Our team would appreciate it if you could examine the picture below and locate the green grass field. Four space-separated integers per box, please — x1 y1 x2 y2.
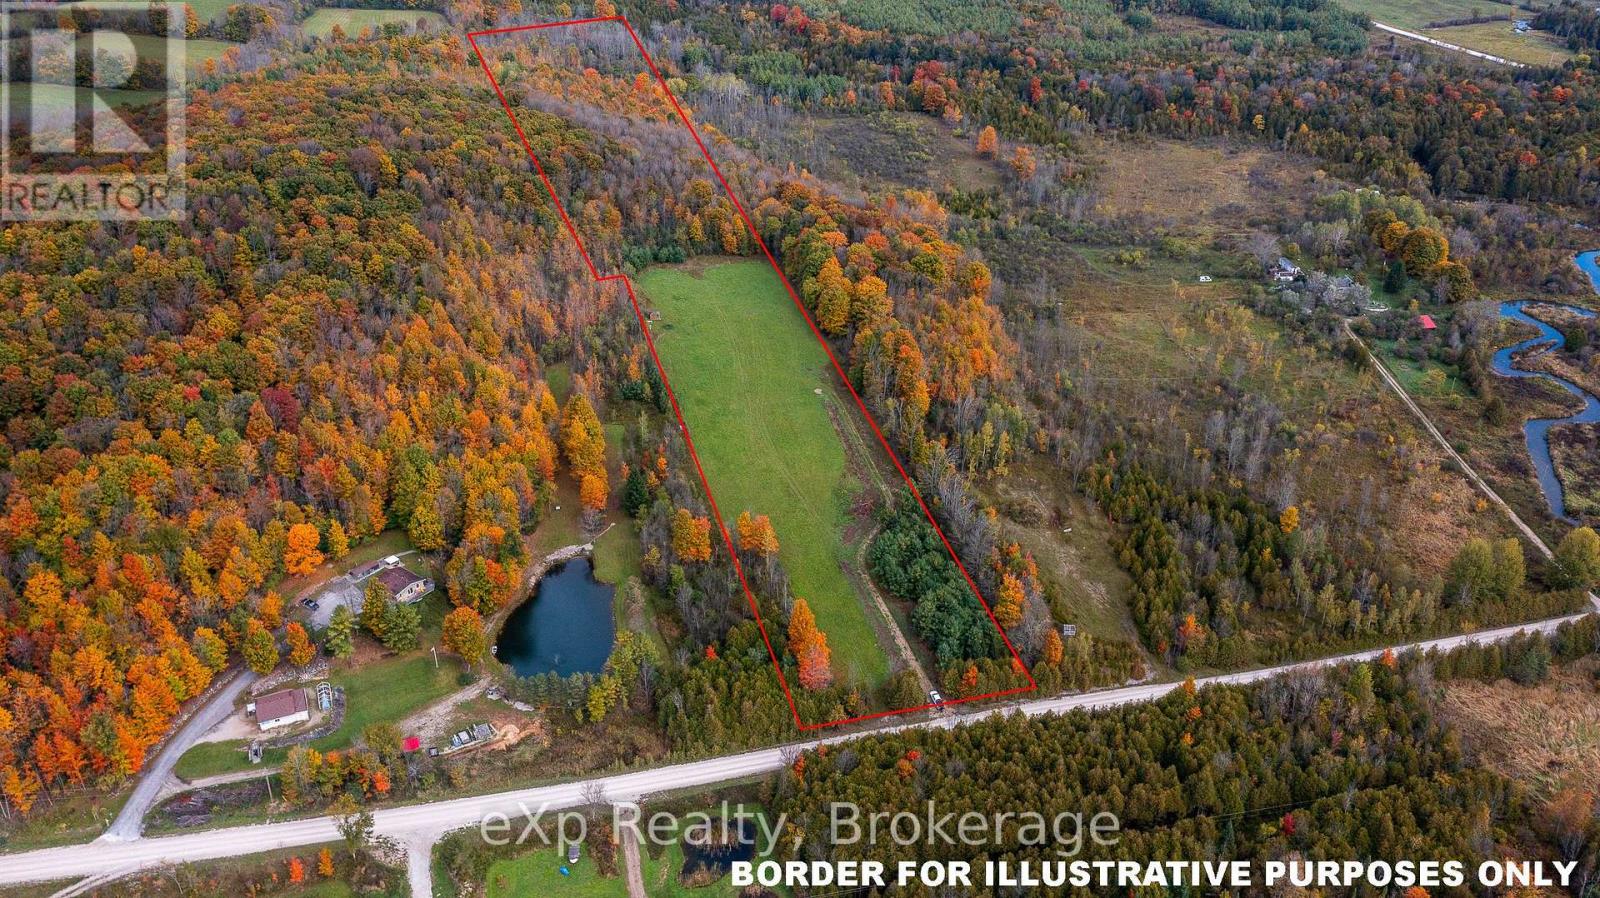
1427 21 1574 65
303 8 446 38
1335 0 1524 31
1335 0 1572 66
482 825 777 898
127 32 239 66
4 82 165 116
62 0 235 25
636 258 889 687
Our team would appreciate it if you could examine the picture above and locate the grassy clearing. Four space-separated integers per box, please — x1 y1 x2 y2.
984 462 1139 646
1334 0 1571 66
483 848 621 898
1373 339 1470 399
637 258 889 687
64 0 235 24
1427 21 1574 65
1092 137 1323 240
477 814 780 898
1441 658 1600 795
1334 0 1524 31
302 8 446 38
0 785 129 852
122 33 238 65
4 83 164 117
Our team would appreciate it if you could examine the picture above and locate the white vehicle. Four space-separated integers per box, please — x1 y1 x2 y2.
1198 275 1213 283
928 690 944 705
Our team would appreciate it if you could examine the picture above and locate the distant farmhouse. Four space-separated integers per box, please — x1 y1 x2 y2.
1270 257 1302 282
376 564 433 604
249 688 309 732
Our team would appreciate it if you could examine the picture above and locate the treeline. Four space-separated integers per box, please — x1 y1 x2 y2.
639 0 1600 207
1534 0 1600 52
1083 453 1589 668
765 621 1600 894
1129 0 1368 52
0 31 625 813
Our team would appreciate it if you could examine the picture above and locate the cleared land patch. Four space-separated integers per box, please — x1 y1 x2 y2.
1441 660 1600 794
303 8 446 38
1336 0 1572 66
636 258 891 687
1092 137 1322 237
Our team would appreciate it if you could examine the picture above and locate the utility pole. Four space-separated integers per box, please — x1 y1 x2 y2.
431 646 438 670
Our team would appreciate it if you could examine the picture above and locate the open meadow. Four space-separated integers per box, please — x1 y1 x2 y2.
637 258 892 687
1336 0 1572 66
302 8 446 38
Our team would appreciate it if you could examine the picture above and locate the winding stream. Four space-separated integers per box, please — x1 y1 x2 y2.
1491 252 1600 522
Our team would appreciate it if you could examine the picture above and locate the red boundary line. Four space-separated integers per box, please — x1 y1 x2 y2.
466 15 1036 731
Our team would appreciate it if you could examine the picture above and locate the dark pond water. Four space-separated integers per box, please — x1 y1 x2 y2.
681 819 757 883
494 557 614 677
1491 251 1600 523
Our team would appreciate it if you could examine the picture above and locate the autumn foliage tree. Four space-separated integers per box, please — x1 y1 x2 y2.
976 125 998 158
671 507 713 563
286 622 315 668
284 523 325 576
787 598 833 690
561 394 609 527
442 606 489 666
736 511 780 557
242 619 279 675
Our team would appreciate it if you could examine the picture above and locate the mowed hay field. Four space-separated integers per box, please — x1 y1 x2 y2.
303 8 446 38
637 258 890 687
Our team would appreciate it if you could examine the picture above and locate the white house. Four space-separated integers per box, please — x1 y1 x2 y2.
249 688 310 732
1270 257 1302 282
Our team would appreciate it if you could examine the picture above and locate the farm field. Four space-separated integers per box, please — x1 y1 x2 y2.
636 258 891 688
3 83 164 115
63 0 234 24
127 33 239 66
1336 0 1523 31
1427 21 1574 65
1336 0 1571 66
302 8 446 38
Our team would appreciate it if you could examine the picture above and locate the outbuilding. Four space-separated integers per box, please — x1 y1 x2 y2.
249 688 310 732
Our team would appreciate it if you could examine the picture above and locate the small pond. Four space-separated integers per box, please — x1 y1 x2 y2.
494 557 615 677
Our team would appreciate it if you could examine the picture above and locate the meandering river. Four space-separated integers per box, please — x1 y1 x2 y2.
1491 252 1600 522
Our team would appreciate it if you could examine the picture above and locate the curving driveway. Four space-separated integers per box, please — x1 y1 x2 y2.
101 668 259 842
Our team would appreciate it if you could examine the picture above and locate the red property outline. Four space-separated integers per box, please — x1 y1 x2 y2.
467 15 1036 730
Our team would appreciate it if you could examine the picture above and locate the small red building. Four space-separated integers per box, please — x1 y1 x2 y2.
1416 314 1437 330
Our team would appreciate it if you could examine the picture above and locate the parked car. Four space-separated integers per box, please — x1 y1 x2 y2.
928 690 945 705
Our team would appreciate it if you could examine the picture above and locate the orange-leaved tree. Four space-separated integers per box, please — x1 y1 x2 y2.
284 523 324 576
671 507 712 563
736 511 780 557
441 606 488 666
285 622 315 668
787 598 833 690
